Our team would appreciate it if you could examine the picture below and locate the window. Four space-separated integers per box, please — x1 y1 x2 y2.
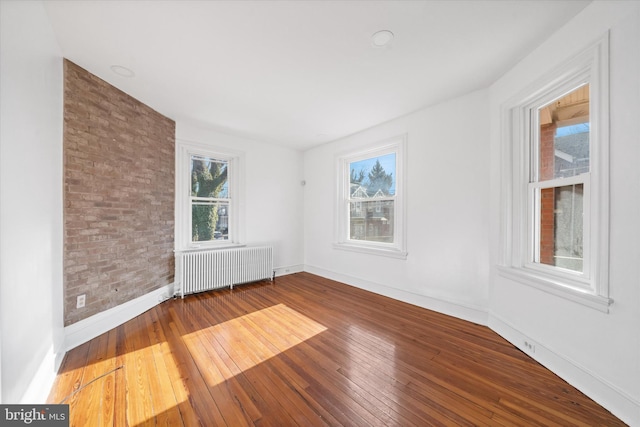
499 35 611 311
190 154 229 243
532 85 590 274
335 135 407 258
177 143 243 250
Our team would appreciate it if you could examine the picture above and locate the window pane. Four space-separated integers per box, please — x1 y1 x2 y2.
538 85 590 180
349 153 396 197
349 200 394 243
192 201 229 242
190 155 228 198
538 184 583 272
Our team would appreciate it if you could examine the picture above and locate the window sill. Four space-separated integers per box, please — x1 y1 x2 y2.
497 265 613 313
333 242 407 260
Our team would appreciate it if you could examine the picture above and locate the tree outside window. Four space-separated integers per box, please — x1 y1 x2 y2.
190 155 229 242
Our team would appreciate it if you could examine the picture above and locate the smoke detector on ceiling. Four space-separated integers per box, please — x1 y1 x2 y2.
110 65 135 77
371 30 394 47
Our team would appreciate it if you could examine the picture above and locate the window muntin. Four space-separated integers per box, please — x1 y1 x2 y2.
335 136 406 258
530 85 590 275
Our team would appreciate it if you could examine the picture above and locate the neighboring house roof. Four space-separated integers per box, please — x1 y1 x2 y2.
351 185 369 199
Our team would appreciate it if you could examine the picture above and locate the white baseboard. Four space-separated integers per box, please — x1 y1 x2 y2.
303 264 489 326
64 283 175 352
273 264 304 278
19 345 58 404
18 283 175 404
489 313 640 426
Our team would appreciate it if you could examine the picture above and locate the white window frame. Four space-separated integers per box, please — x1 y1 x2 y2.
498 34 611 312
176 141 244 251
334 134 407 259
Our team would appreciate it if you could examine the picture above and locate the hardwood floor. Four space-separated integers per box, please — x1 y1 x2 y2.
48 272 626 426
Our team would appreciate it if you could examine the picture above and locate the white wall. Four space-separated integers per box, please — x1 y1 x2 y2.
2 2 637 423
488 2 640 424
303 89 491 324
176 123 305 275
0 1 64 403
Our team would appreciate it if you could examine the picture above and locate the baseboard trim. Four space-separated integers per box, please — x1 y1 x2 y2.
303 265 489 326
489 313 640 426
63 268 294 354
64 283 175 352
273 264 304 278
19 345 58 404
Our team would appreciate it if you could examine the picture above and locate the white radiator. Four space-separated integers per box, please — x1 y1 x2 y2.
177 246 273 297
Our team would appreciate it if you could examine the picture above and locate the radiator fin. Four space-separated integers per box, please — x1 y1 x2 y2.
177 246 273 297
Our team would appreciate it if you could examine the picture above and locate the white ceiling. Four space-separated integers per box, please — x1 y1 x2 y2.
43 0 590 150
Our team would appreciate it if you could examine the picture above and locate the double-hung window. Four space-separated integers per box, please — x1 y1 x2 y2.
499 35 611 311
190 154 230 243
177 143 243 250
335 135 407 259
531 85 591 275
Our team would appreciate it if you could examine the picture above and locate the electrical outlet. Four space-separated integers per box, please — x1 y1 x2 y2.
77 294 86 309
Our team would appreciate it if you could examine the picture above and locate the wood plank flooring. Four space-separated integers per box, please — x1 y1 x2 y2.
47 272 627 426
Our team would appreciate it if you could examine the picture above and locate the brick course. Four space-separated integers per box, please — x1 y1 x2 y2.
63 60 175 326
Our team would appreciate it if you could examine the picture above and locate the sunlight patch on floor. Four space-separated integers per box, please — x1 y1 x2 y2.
183 303 327 385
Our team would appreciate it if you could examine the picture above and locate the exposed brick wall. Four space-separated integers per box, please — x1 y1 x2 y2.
539 123 556 181
539 123 556 265
63 60 175 326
